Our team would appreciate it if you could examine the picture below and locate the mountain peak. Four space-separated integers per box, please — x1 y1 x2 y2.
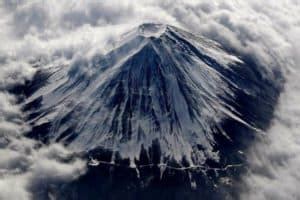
137 23 167 37
121 23 170 41
25 24 241 164
24 24 279 170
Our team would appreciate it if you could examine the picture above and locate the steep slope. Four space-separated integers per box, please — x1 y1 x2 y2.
24 23 280 169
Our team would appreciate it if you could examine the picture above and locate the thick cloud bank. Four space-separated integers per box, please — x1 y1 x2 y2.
0 0 299 199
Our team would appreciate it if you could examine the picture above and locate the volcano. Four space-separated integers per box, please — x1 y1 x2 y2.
22 23 281 199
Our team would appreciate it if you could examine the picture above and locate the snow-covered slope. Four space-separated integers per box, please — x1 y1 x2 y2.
24 23 280 168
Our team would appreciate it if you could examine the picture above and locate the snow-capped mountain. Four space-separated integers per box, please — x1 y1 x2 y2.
24 23 280 169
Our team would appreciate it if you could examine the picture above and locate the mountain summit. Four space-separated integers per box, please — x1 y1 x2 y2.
25 23 279 168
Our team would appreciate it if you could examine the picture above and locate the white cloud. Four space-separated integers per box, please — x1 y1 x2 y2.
0 0 299 199
0 135 86 200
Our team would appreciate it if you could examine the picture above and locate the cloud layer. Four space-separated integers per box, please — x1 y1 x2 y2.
0 0 300 199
